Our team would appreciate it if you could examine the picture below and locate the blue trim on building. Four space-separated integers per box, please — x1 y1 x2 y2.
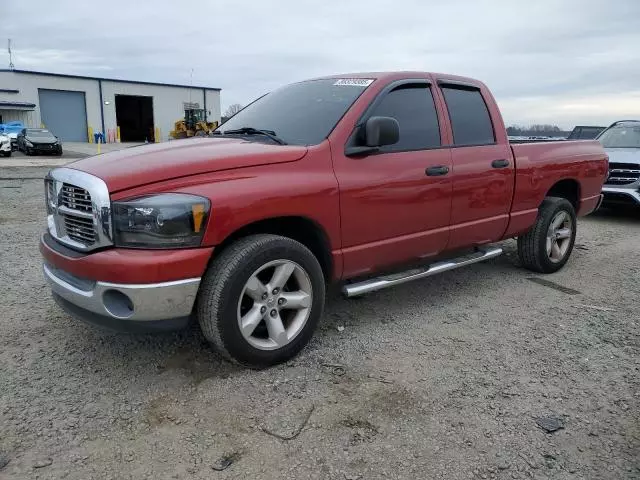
98 79 106 135
202 88 207 122
0 69 221 91
0 101 36 109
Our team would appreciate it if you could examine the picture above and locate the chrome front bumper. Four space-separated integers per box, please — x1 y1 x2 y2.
602 186 640 205
44 263 200 328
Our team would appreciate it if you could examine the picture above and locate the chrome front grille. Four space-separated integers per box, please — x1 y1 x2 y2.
63 213 96 244
56 183 96 246
45 168 113 252
606 162 640 185
47 180 56 205
61 184 93 213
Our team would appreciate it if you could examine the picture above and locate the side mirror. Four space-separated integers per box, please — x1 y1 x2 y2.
364 116 399 147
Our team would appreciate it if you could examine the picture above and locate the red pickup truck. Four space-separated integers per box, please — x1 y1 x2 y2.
41 72 607 366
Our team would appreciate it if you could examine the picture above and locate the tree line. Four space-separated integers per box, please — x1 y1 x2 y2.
507 124 569 137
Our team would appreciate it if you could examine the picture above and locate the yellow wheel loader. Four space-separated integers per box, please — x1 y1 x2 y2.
170 109 218 139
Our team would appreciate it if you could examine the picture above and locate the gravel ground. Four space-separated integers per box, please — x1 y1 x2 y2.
1 168 638 480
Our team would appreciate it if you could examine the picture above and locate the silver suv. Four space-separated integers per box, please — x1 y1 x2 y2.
598 120 640 207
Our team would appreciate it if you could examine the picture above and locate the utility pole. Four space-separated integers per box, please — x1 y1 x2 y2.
189 68 194 105
8 39 15 70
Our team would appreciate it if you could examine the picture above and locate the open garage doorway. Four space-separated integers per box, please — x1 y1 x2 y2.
115 95 154 142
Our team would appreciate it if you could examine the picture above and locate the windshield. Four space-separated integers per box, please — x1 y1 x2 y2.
598 123 640 148
217 78 373 146
27 129 56 140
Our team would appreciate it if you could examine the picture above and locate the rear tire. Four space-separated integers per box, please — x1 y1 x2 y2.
517 197 577 273
197 234 326 367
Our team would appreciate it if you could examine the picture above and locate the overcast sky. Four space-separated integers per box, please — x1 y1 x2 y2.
5 0 639 129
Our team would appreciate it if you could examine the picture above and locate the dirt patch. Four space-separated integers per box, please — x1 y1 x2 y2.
157 344 237 384
341 416 379 444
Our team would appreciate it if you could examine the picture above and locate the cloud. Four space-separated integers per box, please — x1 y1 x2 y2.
10 48 113 72
5 0 639 128
500 91 640 127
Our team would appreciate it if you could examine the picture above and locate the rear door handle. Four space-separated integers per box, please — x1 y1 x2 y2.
425 165 449 176
491 159 510 168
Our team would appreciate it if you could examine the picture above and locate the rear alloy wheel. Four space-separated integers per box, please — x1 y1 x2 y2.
546 211 573 263
197 234 325 367
517 197 577 273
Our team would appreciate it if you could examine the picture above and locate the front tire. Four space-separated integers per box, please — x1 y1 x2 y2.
517 197 577 273
197 234 326 367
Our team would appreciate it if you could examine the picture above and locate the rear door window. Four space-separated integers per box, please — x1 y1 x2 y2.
441 86 495 146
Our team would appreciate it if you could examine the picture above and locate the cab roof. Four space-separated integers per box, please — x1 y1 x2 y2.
311 71 486 89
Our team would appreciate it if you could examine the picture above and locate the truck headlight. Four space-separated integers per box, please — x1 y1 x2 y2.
112 193 210 248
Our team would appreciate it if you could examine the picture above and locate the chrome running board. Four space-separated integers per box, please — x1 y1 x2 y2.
342 246 503 297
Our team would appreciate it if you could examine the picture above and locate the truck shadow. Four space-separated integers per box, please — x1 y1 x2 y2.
61 241 521 380
62 320 241 382
320 246 519 334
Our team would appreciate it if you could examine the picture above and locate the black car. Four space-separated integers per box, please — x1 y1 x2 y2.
567 125 606 140
17 128 63 156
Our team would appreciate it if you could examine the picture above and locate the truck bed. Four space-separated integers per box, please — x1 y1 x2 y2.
508 139 608 221
509 138 566 144
510 139 604 166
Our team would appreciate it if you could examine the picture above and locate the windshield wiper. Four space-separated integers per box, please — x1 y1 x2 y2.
222 127 287 145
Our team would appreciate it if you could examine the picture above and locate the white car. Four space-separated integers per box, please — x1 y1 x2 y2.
598 120 640 207
0 134 11 157
7 132 18 150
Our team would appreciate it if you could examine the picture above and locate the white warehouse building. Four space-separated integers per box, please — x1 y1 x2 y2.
0 69 221 143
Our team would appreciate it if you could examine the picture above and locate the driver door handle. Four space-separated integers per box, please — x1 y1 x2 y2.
491 159 510 168
425 165 449 176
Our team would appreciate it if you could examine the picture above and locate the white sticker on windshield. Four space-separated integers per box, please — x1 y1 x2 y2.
333 78 374 87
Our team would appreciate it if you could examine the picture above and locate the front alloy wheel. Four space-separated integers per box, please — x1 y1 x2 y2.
197 234 325 367
237 260 312 350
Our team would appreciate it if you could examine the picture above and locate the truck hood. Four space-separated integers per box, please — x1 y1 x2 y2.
67 138 308 192
604 148 640 164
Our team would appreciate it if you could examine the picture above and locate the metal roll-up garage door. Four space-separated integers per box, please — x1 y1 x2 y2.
38 89 88 142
